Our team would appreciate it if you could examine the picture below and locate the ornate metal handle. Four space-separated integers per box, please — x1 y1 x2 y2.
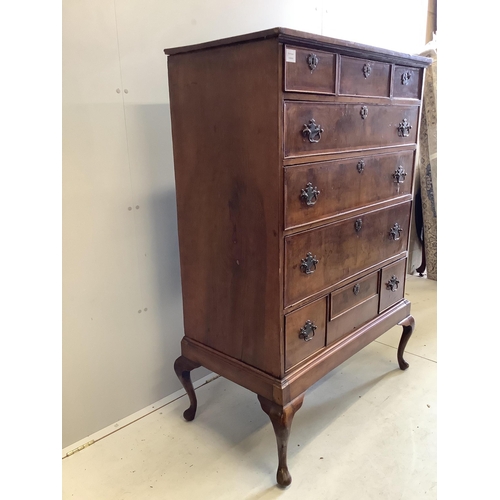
355 218 363 233
363 63 372 78
302 119 324 143
397 118 412 137
360 106 368 120
307 53 319 72
300 252 319 275
401 71 412 85
357 160 365 173
299 320 317 342
393 166 407 184
389 222 403 240
386 275 400 292
300 182 320 206
353 283 360 295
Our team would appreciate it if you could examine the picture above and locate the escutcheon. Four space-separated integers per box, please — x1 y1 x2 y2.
299 320 317 342
302 119 324 143
397 118 412 137
401 71 412 85
393 166 407 184
300 252 319 275
386 275 400 292
389 222 403 240
300 182 320 206
307 53 319 72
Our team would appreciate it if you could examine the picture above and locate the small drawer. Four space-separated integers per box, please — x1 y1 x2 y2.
393 66 422 99
285 296 327 370
284 101 419 159
284 151 415 229
284 45 335 94
379 258 407 312
330 271 379 320
339 56 391 97
327 295 379 346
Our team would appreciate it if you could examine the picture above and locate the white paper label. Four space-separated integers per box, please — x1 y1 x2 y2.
285 48 296 63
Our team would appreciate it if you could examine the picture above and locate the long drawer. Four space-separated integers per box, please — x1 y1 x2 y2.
284 202 411 306
284 150 415 229
284 101 419 158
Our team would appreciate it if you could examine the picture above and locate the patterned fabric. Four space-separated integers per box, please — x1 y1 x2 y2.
418 47 437 280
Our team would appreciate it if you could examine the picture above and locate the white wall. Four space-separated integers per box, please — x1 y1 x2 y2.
62 0 428 448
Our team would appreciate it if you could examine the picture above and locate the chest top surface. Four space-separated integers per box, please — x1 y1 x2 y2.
164 27 432 67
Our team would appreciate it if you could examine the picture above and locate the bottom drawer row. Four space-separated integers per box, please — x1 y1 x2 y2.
285 258 407 371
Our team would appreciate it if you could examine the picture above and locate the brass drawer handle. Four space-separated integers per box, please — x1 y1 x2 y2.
389 222 403 240
360 106 368 119
363 63 372 78
300 182 320 206
386 275 400 292
357 160 365 173
299 320 317 342
302 119 324 143
401 71 412 85
307 53 319 72
353 283 360 295
355 218 363 233
393 166 407 184
397 118 412 137
300 252 319 275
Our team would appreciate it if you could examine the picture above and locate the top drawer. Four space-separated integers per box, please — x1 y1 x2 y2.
339 56 391 97
284 45 336 94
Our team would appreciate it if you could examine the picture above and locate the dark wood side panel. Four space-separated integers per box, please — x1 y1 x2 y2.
168 39 282 376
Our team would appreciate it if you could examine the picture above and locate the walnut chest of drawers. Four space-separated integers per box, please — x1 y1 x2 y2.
165 28 431 487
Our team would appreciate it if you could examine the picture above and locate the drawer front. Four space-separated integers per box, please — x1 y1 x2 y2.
393 66 422 99
330 270 379 319
284 151 415 229
285 296 327 370
379 258 407 312
327 295 379 346
284 45 335 94
339 56 391 97
284 101 419 158
284 202 411 306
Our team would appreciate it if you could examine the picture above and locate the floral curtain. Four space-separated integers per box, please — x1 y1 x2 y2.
417 46 437 280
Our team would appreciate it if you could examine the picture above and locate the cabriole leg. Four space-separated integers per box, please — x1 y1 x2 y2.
397 315 415 370
174 355 201 421
257 393 305 487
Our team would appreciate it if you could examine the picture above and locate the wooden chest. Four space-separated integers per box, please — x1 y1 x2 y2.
165 27 431 487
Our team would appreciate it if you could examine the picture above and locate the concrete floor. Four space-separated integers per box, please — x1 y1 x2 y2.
63 275 436 500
